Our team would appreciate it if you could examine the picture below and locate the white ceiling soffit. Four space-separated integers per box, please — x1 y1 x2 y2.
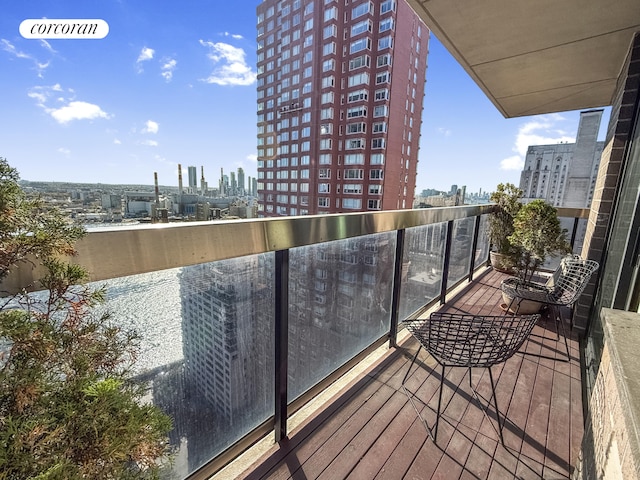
406 0 640 118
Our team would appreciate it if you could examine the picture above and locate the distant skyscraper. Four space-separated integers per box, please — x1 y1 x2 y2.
256 0 429 216
188 166 197 193
519 110 604 208
237 167 245 194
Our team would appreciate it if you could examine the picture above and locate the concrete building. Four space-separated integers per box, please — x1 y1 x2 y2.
256 0 428 216
519 109 604 207
188 166 198 193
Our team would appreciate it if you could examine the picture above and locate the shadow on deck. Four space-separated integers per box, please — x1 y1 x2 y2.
237 268 583 480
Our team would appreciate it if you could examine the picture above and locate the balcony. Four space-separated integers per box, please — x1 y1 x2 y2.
3 205 593 479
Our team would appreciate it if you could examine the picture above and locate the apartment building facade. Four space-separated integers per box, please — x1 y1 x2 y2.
256 0 428 216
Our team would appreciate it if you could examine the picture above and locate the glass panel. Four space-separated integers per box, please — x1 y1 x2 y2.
287 232 396 401
399 223 446 319
474 214 490 268
447 217 474 286
95 254 274 479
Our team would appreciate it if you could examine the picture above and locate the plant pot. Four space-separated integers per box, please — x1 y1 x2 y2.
501 291 543 314
490 251 515 274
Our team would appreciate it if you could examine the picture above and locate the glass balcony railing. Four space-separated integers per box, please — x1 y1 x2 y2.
1 205 588 479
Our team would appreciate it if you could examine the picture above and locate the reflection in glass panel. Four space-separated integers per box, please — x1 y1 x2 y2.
96 254 274 479
474 214 490 268
288 232 395 401
399 223 446 319
447 217 474 286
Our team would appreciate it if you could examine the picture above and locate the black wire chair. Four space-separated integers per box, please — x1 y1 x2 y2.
401 311 540 444
500 255 599 361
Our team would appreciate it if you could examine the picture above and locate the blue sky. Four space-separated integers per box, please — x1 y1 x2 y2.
1 0 610 194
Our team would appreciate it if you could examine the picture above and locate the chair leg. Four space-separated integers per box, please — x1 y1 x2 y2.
401 345 422 386
433 364 445 441
488 368 505 445
554 305 571 362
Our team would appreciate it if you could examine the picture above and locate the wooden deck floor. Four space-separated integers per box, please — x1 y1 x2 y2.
238 269 584 480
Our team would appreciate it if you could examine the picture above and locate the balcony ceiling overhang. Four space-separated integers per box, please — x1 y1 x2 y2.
406 0 640 118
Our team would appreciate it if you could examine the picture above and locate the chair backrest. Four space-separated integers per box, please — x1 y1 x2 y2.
406 312 540 368
549 256 599 306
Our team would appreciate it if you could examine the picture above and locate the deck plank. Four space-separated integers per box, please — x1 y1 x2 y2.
237 269 584 480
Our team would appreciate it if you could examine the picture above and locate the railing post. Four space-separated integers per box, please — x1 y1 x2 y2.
389 229 406 348
274 249 289 442
468 215 482 282
440 220 454 305
570 217 580 249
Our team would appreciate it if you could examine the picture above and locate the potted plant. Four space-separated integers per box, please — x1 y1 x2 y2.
488 183 523 273
0 158 173 479
501 199 572 312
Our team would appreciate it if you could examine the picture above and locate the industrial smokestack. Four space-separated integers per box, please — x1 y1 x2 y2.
201 166 205 195
154 172 160 204
178 164 183 194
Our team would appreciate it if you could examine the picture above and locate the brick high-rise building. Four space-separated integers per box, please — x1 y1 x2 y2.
256 0 428 216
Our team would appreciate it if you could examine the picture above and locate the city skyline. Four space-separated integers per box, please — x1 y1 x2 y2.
1 0 611 194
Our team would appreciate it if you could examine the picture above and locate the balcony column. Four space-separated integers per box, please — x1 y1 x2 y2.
389 229 406 348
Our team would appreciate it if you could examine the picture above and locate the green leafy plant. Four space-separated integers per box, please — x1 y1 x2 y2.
488 183 523 271
0 158 172 479
508 199 572 282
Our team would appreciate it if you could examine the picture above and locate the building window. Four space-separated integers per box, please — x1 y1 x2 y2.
378 36 392 50
346 138 365 149
320 123 333 134
380 0 395 14
369 184 383 195
370 169 383 179
320 138 332 149
374 88 389 100
350 37 371 54
347 122 366 134
322 42 336 56
376 54 391 68
375 71 390 84
319 153 332 164
342 198 362 209
349 54 370 70
318 183 330 193
321 92 334 104
344 168 364 179
373 105 388 117
322 59 336 71
351 19 372 36
371 138 385 149
323 24 337 39
367 199 381 210
372 121 387 133
379 17 394 32
347 89 368 102
319 168 331 178
324 6 338 21
320 107 334 119
352 2 373 19
344 153 365 165
322 75 335 88
343 184 363 194
348 72 370 87
347 106 367 118
318 197 330 207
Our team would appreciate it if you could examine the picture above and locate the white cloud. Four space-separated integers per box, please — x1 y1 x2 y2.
50 101 111 124
437 127 452 137
222 32 244 40
1 38 51 77
500 155 524 171
246 154 257 162
137 46 154 62
141 120 159 134
136 46 154 72
113 138 122 145
139 139 158 147
161 58 177 81
501 114 576 171
199 40 256 86
57 147 71 156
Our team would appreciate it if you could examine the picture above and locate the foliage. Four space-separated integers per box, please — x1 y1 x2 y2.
0 158 172 479
508 199 572 281
488 183 523 256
